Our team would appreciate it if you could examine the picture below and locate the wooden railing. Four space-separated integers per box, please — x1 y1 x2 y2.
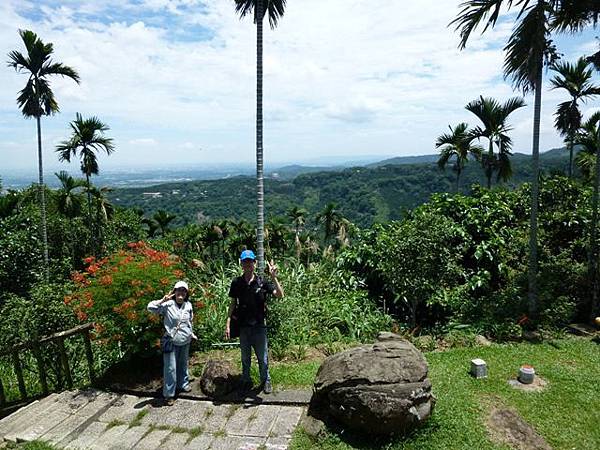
0 323 95 408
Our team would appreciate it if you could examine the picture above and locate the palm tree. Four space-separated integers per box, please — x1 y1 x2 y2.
153 210 176 236
436 122 483 192
234 0 287 273
56 113 115 240
550 57 600 177
465 96 526 188
288 206 307 237
575 112 600 320
452 0 560 320
316 202 343 243
54 171 86 218
7 29 80 275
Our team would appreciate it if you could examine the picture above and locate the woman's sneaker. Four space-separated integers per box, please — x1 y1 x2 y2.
263 380 273 394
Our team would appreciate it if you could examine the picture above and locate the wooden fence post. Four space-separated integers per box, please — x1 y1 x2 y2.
57 338 73 389
32 342 49 396
83 330 95 384
11 351 27 400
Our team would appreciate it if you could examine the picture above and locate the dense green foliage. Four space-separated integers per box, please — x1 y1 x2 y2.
109 150 571 228
342 176 592 333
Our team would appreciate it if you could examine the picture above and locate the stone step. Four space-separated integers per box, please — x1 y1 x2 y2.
1 389 304 450
4 389 101 442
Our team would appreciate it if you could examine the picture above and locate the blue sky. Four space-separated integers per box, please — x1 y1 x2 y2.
1 0 599 174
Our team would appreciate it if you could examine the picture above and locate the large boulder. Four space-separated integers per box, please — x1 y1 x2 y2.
200 359 240 399
310 332 435 435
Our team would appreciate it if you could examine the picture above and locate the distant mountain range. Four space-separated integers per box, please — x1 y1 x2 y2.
109 147 575 228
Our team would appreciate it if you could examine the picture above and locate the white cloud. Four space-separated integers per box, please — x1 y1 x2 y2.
0 0 599 171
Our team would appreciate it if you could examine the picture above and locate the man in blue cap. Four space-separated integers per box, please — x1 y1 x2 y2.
225 249 284 394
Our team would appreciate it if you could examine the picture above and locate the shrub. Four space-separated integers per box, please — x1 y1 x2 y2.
65 241 193 356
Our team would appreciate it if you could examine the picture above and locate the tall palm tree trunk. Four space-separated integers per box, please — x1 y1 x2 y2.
36 116 49 278
456 166 461 193
256 0 265 273
486 140 493 189
528 66 543 321
589 144 600 322
86 173 92 240
568 138 574 178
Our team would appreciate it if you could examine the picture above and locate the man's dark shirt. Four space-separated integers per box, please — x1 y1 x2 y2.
228 275 275 327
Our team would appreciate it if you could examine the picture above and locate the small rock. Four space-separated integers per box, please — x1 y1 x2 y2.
475 335 492 347
200 359 240 398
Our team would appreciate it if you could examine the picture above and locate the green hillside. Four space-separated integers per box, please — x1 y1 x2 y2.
109 149 573 227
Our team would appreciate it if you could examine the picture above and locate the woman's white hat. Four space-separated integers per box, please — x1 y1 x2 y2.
174 280 189 291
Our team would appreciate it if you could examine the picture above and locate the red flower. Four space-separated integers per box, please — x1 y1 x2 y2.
100 275 113 286
83 256 95 264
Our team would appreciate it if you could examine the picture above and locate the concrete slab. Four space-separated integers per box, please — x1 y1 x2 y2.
243 405 280 438
130 427 171 449
105 424 150 449
265 436 291 450
182 432 213 450
268 406 303 438
64 421 115 450
226 404 263 436
176 401 212 430
209 435 265 450
198 403 230 434
159 430 190 449
41 392 117 445
97 394 151 424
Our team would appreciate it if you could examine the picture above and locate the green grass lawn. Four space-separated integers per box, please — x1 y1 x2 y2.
289 336 600 450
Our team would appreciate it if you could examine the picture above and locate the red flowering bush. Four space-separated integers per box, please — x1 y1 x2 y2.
65 241 190 355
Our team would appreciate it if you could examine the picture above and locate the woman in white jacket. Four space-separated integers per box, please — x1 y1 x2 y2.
147 280 195 405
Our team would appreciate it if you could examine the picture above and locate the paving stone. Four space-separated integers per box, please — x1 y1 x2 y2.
209 434 265 450
243 405 280 438
151 399 192 428
42 392 117 445
226 404 263 436
0 399 42 437
197 403 230 433
159 430 190 449
0 393 64 437
4 391 98 442
265 436 291 450
131 427 172 449
182 432 213 450
89 423 128 449
97 394 151 424
268 406 304 438
105 424 150 449
64 421 114 449
176 401 212 429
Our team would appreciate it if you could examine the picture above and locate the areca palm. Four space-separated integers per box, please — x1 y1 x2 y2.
54 171 86 218
7 29 80 275
288 206 307 237
550 57 600 177
56 113 115 240
436 122 483 192
465 96 525 188
316 202 343 243
574 112 600 320
153 210 176 236
452 0 559 319
234 0 287 273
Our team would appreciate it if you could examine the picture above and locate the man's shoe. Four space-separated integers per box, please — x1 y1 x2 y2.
263 380 273 394
180 385 192 393
164 398 175 406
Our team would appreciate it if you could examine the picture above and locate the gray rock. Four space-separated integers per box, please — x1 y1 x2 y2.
310 334 435 435
475 335 492 347
200 359 240 399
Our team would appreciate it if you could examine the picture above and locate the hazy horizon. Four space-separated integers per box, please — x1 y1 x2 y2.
1 1 598 172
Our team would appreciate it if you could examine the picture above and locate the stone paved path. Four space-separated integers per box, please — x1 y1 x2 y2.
0 389 307 449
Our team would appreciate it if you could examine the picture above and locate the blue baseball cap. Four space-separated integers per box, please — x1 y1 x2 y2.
240 250 256 261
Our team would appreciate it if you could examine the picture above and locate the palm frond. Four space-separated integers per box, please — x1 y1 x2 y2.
40 62 80 83
503 1 553 94
450 0 508 49
234 0 287 29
